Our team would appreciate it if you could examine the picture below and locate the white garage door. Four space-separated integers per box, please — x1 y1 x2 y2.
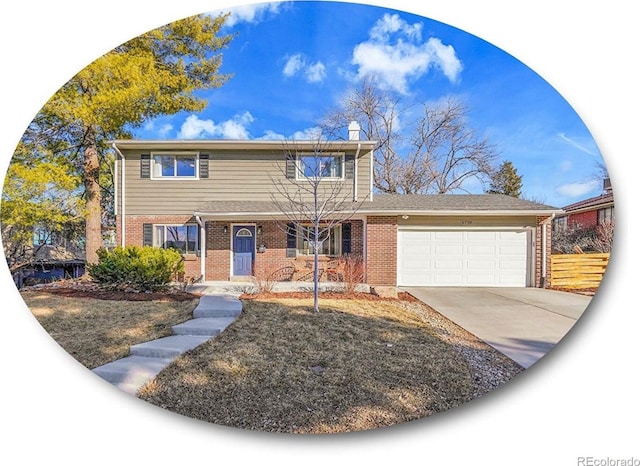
397 229 529 287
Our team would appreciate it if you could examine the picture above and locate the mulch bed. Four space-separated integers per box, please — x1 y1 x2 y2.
20 280 201 302
549 286 598 296
240 290 420 302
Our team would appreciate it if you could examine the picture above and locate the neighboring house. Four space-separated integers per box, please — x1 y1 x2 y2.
111 124 562 288
553 178 614 231
11 226 85 288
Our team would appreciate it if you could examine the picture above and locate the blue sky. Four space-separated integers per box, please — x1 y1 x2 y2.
133 1 606 208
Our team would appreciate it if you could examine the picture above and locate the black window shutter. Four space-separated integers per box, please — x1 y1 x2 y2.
140 154 150 178
285 154 296 179
345 154 355 179
286 223 297 257
143 223 153 246
199 154 209 178
341 222 352 254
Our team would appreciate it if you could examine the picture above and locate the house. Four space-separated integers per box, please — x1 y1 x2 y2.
10 225 85 288
553 178 614 231
110 124 562 288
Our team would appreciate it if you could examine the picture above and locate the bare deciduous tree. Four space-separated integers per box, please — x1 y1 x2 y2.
320 79 498 194
270 137 362 312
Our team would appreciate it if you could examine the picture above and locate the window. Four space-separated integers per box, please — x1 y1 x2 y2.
597 206 614 225
553 216 568 232
33 226 54 246
152 153 197 178
296 225 341 256
297 154 343 179
154 224 200 254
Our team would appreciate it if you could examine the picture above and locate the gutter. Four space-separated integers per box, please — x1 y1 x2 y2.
111 143 126 247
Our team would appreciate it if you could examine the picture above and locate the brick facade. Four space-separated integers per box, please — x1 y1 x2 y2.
567 210 598 229
365 216 397 285
118 216 364 282
117 213 549 288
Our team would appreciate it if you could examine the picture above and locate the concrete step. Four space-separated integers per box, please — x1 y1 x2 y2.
92 355 175 389
193 295 243 318
130 335 211 359
172 317 236 336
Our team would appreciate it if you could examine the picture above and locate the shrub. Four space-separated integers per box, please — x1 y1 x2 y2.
328 254 364 294
88 246 184 291
552 222 614 254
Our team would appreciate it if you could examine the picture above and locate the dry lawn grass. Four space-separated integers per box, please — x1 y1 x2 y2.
21 291 198 369
139 296 523 434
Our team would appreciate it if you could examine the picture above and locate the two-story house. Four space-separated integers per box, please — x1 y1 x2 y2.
111 123 562 288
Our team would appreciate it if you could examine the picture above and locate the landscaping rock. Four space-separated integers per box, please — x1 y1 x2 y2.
371 286 398 299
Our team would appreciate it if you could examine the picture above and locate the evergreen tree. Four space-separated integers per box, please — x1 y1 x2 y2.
15 13 235 264
486 160 523 198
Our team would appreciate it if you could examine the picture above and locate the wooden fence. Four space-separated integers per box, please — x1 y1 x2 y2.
550 253 610 289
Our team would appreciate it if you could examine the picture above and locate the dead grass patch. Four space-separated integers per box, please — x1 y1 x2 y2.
139 296 523 433
21 291 198 369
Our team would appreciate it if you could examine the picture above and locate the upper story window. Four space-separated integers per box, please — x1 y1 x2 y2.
297 153 344 180
597 206 614 225
152 153 197 178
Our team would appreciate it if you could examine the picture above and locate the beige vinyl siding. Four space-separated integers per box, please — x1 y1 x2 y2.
121 149 372 215
397 215 540 228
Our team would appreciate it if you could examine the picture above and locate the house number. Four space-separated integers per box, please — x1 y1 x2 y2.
461 220 472 225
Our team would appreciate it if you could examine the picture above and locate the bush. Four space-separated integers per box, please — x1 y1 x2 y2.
88 246 184 291
552 222 614 254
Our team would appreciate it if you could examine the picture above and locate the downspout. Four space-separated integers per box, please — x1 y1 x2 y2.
353 143 361 202
362 216 368 284
369 148 374 202
195 215 206 281
540 213 555 288
111 143 126 247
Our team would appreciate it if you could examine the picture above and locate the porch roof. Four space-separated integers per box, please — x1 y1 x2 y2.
193 194 562 219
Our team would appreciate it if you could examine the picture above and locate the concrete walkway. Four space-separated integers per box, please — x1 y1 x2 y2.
92 294 242 395
402 287 593 369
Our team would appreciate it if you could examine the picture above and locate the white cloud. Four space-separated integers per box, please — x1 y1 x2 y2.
291 127 323 140
556 179 601 198
158 123 173 138
558 133 597 156
305 62 326 83
369 13 422 42
258 126 323 141
177 112 254 139
283 54 326 83
283 54 304 77
221 2 287 27
352 13 463 94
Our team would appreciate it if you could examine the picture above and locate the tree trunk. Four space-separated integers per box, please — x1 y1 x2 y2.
83 129 102 265
313 224 320 312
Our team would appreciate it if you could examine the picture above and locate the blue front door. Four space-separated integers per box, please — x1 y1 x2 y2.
233 226 255 276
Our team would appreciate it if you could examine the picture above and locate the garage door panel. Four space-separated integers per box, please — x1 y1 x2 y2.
398 229 529 287
434 244 464 255
466 244 498 254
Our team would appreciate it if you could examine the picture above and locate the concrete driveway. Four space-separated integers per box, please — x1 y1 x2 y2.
402 287 593 369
